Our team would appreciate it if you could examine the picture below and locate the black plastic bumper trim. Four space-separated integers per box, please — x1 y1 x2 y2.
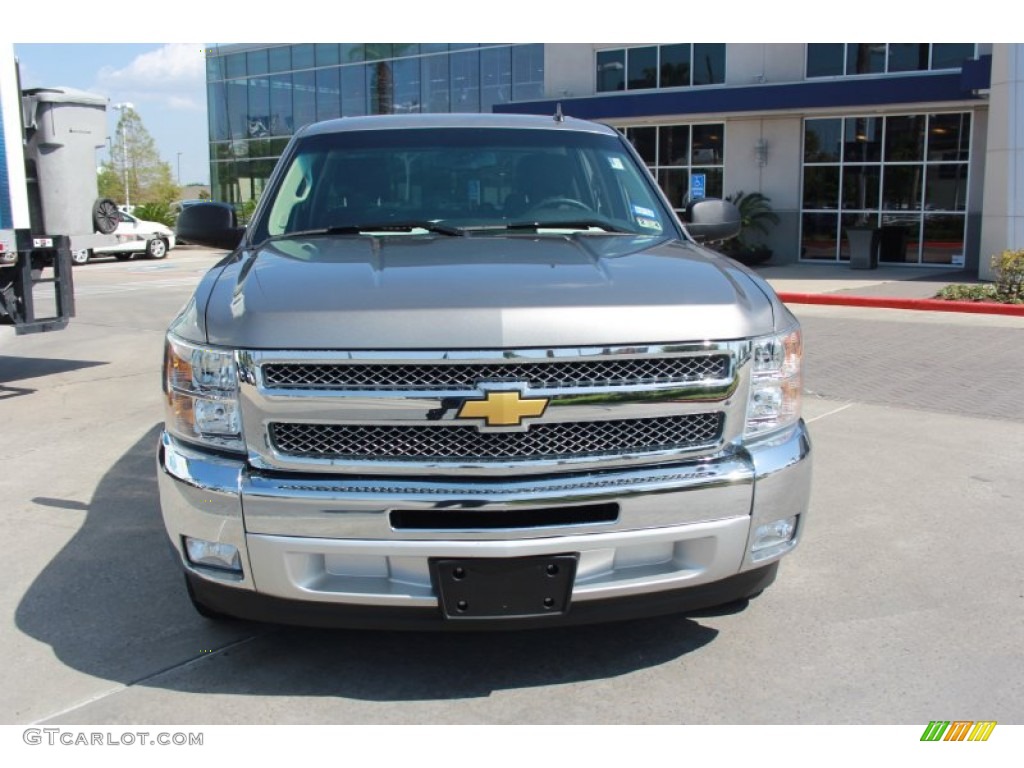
185 562 779 631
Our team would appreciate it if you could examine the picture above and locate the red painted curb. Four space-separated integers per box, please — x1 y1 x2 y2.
775 292 1024 317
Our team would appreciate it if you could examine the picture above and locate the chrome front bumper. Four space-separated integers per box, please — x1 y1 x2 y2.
157 421 811 620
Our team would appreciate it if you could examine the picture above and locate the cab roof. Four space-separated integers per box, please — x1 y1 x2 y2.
298 112 618 137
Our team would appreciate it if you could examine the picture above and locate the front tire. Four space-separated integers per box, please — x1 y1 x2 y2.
70 249 91 265
146 237 168 259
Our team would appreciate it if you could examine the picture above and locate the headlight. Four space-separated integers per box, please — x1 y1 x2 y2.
745 327 803 438
164 335 244 452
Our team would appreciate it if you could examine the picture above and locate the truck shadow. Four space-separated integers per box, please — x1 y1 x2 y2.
0 355 106 385
17 425 720 705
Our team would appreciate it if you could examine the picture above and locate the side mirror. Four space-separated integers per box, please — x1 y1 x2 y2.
176 202 245 250
682 198 741 242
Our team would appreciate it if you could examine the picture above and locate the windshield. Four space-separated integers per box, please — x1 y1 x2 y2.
251 127 676 243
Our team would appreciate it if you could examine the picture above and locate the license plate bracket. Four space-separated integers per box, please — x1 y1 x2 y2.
430 554 578 620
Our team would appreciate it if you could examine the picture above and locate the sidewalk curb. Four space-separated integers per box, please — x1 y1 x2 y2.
776 292 1024 317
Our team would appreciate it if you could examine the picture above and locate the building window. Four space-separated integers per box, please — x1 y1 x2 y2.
225 79 248 140
246 49 269 77
806 44 977 78
314 44 340 68
291 44 315 71
342 65 368 116
269 73 293 135
206 53 224 82
268 46 291 74
225 52 247 79
248 77 272 137
692 44 725 86
207 82 227 141
621 122 726 211
340 44 365 64
597 45 725 92
315 68 341 122
512 44 544 101
481 46 512 112
596 49 624 92
450 50 481 112
365 44 393 61
932 43 977 70
800 113 971 266
367 60 395 115
422 53 450 112
659 44 690 88
292 70 317 129
392 58 421 113
627 46 657 90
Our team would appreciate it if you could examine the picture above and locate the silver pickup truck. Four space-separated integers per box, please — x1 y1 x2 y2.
163 113 811 629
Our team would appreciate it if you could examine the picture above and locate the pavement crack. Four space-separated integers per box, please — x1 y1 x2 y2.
32 632 266 724
806 402 855 423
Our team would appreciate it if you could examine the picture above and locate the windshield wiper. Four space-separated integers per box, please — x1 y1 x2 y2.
269 221 467 241
462 220 630 234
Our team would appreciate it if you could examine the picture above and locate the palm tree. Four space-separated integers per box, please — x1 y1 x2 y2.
724 191 780 251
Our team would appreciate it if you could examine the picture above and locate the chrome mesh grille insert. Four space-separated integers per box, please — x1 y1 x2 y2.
262 356 729 391
270 413 724 462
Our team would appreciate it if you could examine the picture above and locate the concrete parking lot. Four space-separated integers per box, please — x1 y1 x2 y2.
2 249 1022 725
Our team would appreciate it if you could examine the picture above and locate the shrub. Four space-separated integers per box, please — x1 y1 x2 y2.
992 249 1024 303
935 250 1024 304
132 202 175 227
935 284 999 302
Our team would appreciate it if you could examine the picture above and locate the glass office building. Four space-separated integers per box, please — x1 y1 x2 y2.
206 44 544 209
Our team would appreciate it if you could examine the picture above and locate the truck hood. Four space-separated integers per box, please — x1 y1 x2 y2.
201 234 778 349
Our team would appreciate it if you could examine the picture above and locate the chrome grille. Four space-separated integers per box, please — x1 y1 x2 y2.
262 356 729 391
270 413 723 462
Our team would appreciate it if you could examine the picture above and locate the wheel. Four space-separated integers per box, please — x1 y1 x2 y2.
146 237 168 259
70 248 91 265
524 197 591 215
93 198 120 234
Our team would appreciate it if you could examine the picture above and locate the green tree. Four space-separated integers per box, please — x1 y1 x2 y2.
97 165 121 201
101 106 180 207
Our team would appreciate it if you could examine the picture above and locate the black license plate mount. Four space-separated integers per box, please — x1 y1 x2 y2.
430 554 578 620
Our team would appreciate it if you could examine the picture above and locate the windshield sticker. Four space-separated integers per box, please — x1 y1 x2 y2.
632 204 656 219
636 217 663 231
608 157 625 170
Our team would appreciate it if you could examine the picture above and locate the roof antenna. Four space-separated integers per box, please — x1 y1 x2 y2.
554 103 564 123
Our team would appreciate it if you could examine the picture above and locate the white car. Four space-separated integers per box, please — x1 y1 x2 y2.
71 210 176 264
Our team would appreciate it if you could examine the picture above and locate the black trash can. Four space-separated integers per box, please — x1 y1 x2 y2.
879 225 909 263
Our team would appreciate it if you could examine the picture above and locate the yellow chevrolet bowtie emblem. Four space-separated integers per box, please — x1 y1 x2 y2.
457 390 549 427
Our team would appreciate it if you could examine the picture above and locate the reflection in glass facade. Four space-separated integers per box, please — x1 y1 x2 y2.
597 44 725 92
800 113 971 265
206 43 544 204
621 123 726 211
806 43 977 78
